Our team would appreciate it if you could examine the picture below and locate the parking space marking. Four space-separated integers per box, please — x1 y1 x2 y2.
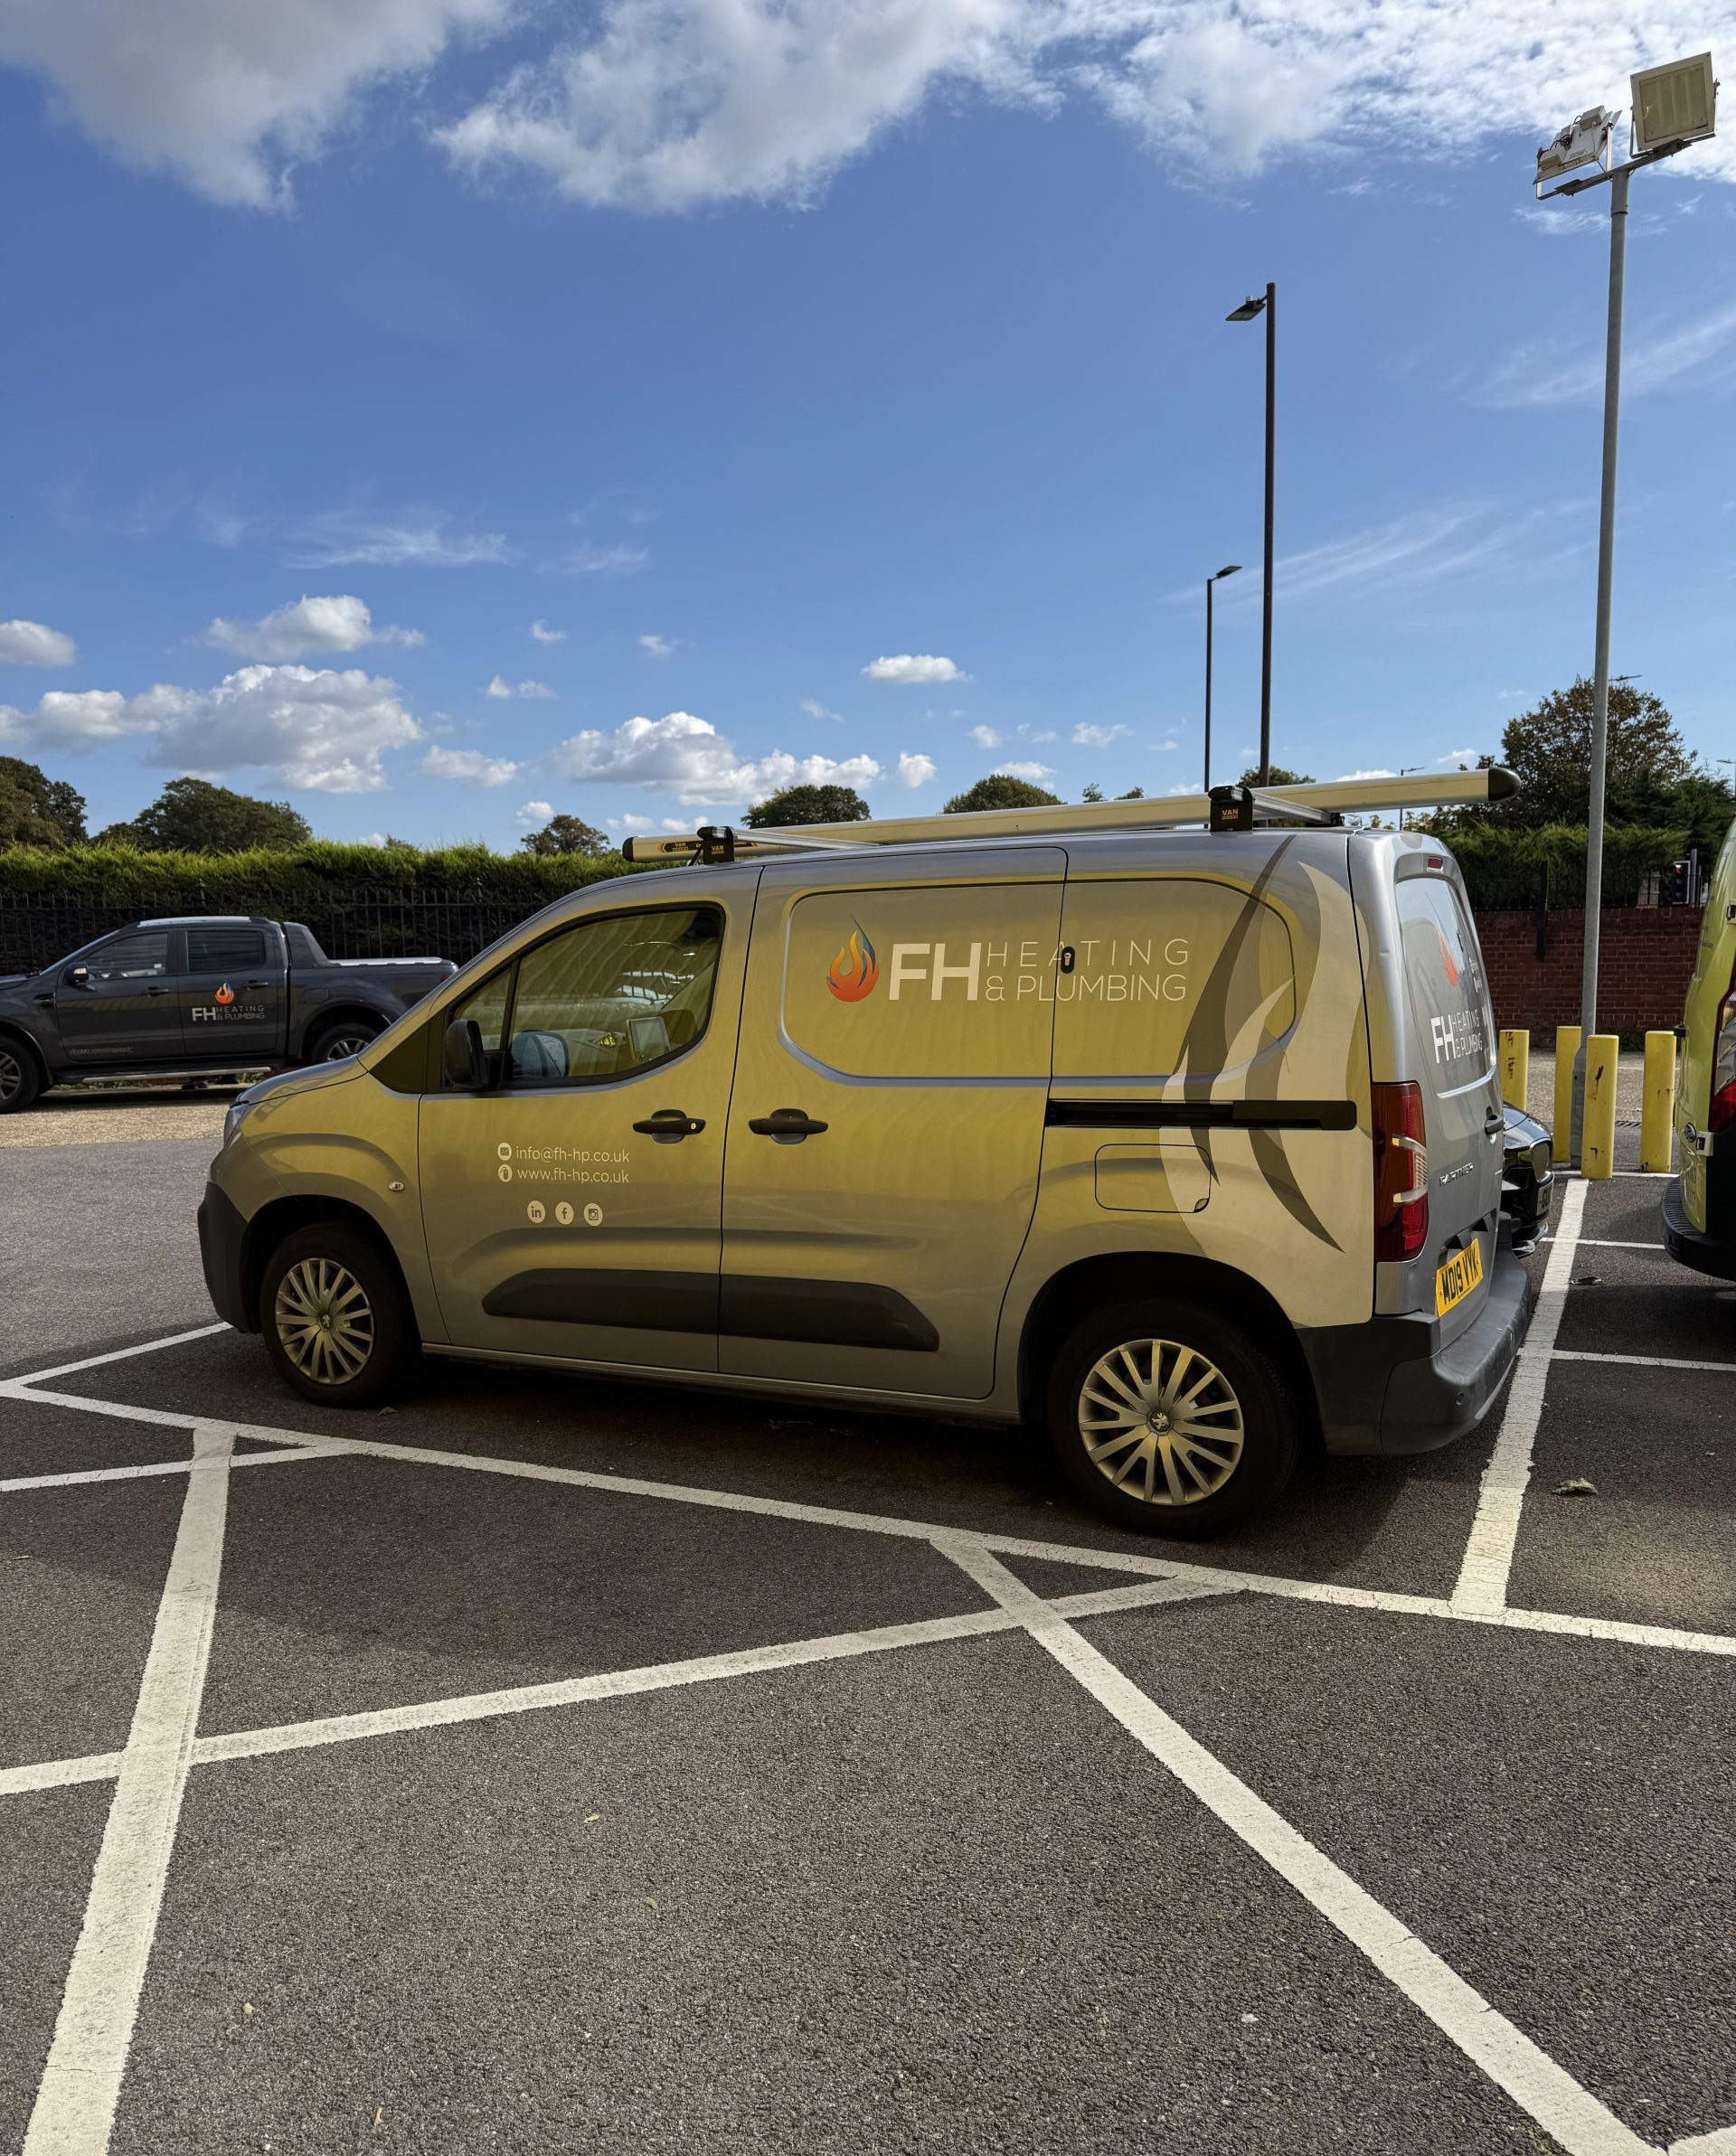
935 1538 1656 2156
1670 2129 1736 2155
0 1446 322 1495
1554 1350 1736 1375
9 1324 230 1389
22 1425 234 2156
0 1752 125 1799
1453 1179 1589 1615
1577 1238 1666 1250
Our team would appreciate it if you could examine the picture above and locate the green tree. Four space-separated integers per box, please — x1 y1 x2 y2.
742 784 871 828
519 812 614 857
0 756 87 847
943 773 1062 814
1491 677 1697 826
1116 786 1146 800
1237 765 1314 786
99 777 311 852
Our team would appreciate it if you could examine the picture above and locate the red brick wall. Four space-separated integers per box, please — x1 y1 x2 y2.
1473 907 1703 1033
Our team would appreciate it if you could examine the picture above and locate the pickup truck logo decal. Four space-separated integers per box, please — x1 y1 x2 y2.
215 982 236 1006
826 927 879 1003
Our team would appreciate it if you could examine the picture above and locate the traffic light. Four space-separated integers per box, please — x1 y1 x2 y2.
1661 858 1694 906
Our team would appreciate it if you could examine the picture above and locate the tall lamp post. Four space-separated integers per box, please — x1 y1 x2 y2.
1203 563 1241 791
1533 53 1718 1158
1227 284 1277 786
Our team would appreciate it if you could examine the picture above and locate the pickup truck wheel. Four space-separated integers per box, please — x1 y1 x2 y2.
259 1224 418 1408
1045 1297 1298 1538
307 1017 382 1063
0 1040 42 1114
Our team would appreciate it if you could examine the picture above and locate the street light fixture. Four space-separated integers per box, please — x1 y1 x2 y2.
1534 52 1718 1161
1203 564 1241 791
1226 285 1277 786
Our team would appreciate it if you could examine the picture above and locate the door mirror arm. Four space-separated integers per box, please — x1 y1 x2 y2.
442 1017 490 1091
65 965 90 989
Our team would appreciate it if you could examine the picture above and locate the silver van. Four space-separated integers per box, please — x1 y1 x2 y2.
198 777 1532 1535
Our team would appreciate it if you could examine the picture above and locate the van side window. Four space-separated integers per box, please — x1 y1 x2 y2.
1395 880 1491 1080
82 932 169 983
505 906 722 1086
187 927 266 972
448 970 512 1082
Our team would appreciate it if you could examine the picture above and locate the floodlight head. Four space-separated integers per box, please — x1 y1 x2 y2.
1213 563 1242 580
1631 52 1717 154
1226 296 1267 323
1535 106 1616 187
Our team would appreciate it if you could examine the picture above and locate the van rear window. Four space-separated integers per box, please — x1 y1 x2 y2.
1395 878 1491 1080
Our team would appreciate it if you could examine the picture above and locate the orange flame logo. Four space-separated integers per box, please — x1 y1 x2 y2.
826 927 879 1003
1436 929 1459 989
215 982 235 1006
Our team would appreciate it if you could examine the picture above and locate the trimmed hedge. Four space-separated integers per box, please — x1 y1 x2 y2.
1426 821 1686 909
0 840 633 906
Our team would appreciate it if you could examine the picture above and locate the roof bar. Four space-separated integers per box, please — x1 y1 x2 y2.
620 765 1516 863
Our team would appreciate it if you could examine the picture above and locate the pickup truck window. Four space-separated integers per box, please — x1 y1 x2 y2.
187 927 267 971
84 932 169 983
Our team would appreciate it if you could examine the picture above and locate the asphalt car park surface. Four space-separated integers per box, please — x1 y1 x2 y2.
1 1103 1732 2155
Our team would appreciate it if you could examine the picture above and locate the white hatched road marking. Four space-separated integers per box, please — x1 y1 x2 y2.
1452 1177 1589 1614
0 1447 321 1495
936 1538 1657 2156
1554 1350 1736 1374
21 1424 234 2156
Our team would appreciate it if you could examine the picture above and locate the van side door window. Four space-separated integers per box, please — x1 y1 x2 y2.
53 929 182 1059
420 893 747 1375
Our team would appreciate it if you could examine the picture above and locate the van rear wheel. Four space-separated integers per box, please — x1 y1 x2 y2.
260 1223 419 1408
1045 1297 1297 1537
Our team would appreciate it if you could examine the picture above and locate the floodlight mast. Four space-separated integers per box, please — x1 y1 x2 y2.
1533 53 1718 1162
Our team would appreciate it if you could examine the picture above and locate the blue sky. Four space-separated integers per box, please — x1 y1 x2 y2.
0 2 1731 847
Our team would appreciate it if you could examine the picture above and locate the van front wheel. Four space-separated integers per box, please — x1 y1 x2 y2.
1045 1299 1297 1537
259 1223 419 1408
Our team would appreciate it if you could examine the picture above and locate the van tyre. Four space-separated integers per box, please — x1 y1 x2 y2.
0 1040 42 1115
1045 1297 1298 1537
260 1223 419 1408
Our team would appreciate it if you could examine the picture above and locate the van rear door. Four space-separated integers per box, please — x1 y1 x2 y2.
1390 865 1503 1332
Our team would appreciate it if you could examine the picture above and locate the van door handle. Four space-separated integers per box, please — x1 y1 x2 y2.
749 1107 829 1140
146 986 170 997
244 978 270 989
633 1109 704 1138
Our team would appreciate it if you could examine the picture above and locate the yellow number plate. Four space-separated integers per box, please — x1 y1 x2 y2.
1434 1239 1485 1317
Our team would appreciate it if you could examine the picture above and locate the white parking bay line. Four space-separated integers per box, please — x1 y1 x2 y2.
1553 1350 1736 1375
0 1447 325 1496
1670 2127 1736 2154
1453 1177 1590 1615
9 1324 230 1389
936 1538 1656 2156
22 1425 234 2156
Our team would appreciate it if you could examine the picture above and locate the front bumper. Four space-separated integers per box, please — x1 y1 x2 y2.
1662 1175 1736 1281
1299 1247 1533 1456
197 1182 255 1331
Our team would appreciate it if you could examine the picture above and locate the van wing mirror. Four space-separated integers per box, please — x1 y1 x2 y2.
442 1017 487 1090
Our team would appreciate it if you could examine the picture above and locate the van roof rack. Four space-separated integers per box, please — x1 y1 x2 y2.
620 765 1516 864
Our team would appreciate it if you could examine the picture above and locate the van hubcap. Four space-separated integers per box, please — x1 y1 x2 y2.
275 1258 374 1384
322 1031 373 1061
1078 1339 1244 1506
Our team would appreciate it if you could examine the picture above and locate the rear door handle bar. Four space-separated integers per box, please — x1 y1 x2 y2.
748 1107 829 1140
632 1109 705 1139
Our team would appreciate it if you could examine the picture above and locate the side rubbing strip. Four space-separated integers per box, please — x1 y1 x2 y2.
1047 1098 1358 1133
721 1277 939 1353
481 1270 940 1352
483 1269 719 1332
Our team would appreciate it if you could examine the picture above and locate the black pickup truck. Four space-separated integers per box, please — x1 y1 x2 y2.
0 916 456 1113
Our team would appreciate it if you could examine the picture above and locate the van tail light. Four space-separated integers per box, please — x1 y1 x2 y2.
1711 970 1736 1134
1373 1081 1429 1261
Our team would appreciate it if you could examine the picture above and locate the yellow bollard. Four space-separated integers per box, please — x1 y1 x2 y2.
1498 1028 1529 1112
1581 1033 1618 1180
1554 1025 1580 1158
1640 1030 1676 1173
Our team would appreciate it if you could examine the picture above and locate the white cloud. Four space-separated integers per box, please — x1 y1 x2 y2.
545 541 650 576
0 664 421 791
0 619 77 667
486 675 556 700
203 593 421 662
1027 730 1057 744
1437 747 1478 766
639 633 674 658
292 512 514 569
895 752 937 787
420 745 519 786
863 654 967 685
515 798 555 828
1165 782 1198 797
0 0 514 207
1073 721 1130 746
11 0 1736 225
529 620 567 645
969 724 1004 749
609 812 656 832
801 698 844 723
1338 767 1397 782
995 759 1053 783
1482 304 1736 409
543 709 881 805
